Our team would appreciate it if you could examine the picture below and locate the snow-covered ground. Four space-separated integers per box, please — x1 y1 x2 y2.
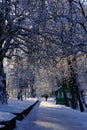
0 98 87 130
14 98 87 130
0 98 38 114
0 98 38 126
0 111 16 122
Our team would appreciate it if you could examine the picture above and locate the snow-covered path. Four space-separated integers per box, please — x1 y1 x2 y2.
14 98 87 130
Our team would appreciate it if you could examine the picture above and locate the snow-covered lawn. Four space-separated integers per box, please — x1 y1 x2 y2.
0 98 38 114
0 98 38 128
0 111 16 129
0 112 16 122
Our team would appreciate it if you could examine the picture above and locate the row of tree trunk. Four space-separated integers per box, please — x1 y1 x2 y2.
61 57 84 112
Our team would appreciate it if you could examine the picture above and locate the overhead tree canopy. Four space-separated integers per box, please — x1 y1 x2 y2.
0 0 87 104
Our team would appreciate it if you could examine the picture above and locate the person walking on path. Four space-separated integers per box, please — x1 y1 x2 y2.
45 94 48 101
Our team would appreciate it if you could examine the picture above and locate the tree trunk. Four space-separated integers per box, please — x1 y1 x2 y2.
30 84 34 97
62 82 70 107
73 75 84 112
67 57 84 112
69 80 78 109
0 59 7 104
